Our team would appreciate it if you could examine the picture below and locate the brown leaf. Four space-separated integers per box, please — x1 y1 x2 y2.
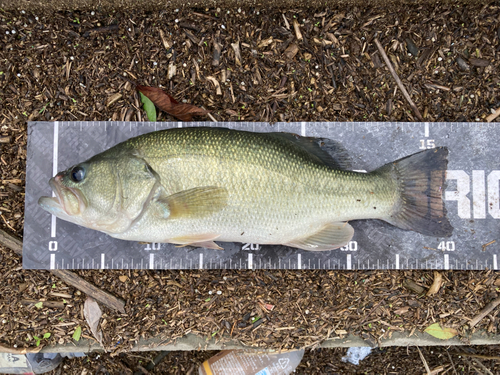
84 297 103 346
136 85 208 121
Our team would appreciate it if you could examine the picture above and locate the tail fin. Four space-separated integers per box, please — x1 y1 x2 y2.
377 147 453 237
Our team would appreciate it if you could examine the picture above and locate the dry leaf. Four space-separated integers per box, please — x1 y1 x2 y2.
426 271 443 296
119 275 128 283
136 85 208 121
424 323 458 340
84 297 103 346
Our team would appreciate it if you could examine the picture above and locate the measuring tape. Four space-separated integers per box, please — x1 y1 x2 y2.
23 121 499 270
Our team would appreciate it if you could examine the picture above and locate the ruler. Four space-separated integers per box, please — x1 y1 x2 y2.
23 121 499 270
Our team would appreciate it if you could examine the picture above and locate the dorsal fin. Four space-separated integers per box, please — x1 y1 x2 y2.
268 133 351 170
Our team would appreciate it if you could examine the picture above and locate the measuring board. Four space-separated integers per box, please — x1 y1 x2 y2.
23 121 499 270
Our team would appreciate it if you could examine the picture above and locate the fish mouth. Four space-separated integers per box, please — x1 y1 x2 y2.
38 176 86 218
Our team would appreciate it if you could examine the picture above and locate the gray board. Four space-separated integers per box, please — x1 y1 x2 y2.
23 121 499 270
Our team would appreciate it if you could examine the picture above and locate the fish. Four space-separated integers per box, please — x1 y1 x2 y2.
38 127 453 251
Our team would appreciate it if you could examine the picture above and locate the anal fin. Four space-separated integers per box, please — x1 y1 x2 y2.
171 233 223 250
285 222 354 251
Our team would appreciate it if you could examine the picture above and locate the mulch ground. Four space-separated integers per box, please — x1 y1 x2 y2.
1 2 499 373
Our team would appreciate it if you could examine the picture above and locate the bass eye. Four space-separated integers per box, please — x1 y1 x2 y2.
70 166 86 183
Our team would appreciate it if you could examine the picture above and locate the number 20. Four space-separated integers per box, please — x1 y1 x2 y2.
242 243 260 250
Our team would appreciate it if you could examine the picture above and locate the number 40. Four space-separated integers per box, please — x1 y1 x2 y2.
438 241 455 251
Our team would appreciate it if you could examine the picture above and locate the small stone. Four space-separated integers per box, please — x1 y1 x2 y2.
405 37 419 57
456 56 469 71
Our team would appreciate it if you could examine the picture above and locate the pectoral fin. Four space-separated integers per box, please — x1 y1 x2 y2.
285 222 354 251
157 186 228 219
171 233 223 250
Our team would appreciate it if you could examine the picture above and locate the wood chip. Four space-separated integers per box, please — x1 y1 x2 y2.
231 41 242 66
106 93 122 107
206 76 222 95
284 43 299 60
403 279 425 295
159 29 172 50
486 108 500 123
258 36 274 49
469 58 490 67
426 271 443 296
168 62 176 80
292 19 303 41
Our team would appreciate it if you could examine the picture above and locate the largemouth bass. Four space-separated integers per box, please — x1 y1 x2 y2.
38 127 452 251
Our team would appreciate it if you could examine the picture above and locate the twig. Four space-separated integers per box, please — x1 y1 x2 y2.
446 349 458 375
374 38 423 121
486 107 500 123
417 346 432 375
462 357 486 375
469 295 500 328
201 106 217 122
482 240 496 252
471 358 494 375
0 229 126 314
0 344 42 354
456 353 500 361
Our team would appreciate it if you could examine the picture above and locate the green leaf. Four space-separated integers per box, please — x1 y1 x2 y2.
43 332 51 339
73 326 82 342
140 92 156 122
424 323 458 340
34 302 43 309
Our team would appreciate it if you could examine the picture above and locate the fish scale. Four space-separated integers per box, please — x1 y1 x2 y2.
22 121 500 271
112 127 395 245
